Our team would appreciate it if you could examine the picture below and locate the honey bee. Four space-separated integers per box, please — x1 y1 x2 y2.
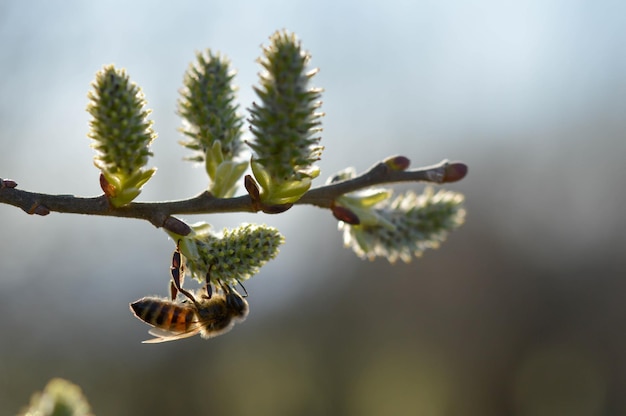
130 284 249 343
129 244 249 343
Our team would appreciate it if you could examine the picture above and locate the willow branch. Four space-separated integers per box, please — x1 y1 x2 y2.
0 159 467 230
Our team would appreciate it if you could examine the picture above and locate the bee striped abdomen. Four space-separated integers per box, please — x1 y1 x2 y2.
130 297 195 333
130 286 249 342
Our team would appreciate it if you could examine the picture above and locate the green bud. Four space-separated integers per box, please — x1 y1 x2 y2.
339 187 466 263
340 188 394 210
178 50 244 160
18 378 93 416
247 30 324 204
170 223 285 286
87 65 156 207
178 50 246 196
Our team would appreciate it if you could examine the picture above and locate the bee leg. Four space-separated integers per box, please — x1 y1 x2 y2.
169 280 178 301
201 265 214 299
170 242 197 304
170 244 183 300
204 275 213 299
177 284 198 305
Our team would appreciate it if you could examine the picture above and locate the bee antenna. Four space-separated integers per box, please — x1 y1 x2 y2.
202 282 213 299
237 281 248 298
217 279 248 298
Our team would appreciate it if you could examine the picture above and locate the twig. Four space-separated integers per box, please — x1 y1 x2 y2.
0 159 467 230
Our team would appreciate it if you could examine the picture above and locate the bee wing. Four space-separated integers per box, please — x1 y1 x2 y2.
142 326 202 344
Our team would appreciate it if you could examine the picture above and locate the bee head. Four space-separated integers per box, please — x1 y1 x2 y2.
225 291 249 318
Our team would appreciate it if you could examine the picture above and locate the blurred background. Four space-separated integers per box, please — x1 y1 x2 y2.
1 0 625 414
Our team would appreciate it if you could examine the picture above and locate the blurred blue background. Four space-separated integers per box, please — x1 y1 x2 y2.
1 0 625 414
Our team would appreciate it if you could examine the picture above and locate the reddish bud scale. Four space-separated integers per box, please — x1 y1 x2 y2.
99 173 117 197
28 203 50 216
261 203 293 214
0 178 18 189
443 163 468 183
331 203 360 225
383 155 411 171
163 217 192 236
244 174 262 211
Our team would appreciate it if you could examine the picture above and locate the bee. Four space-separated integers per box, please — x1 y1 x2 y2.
130 284 249 343
129 245 249 343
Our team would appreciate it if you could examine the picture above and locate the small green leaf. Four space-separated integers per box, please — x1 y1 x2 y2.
211 159 248 198
340 189 393 209
250 158 272 193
